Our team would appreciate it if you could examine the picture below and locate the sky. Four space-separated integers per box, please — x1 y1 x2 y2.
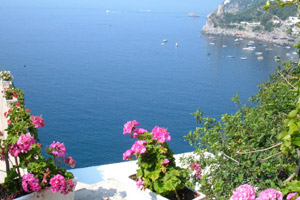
1 0 224 15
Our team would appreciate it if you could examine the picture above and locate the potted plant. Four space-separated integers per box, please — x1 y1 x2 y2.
122 120 205 200
0 71 77 200
0 69 13 88
3 88 18 107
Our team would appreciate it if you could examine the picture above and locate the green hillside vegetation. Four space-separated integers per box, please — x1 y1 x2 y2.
215 0 297 32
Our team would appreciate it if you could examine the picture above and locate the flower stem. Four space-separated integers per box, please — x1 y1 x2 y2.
14 157 22 180
174 190 181 200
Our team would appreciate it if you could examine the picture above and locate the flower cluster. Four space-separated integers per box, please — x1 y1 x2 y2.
0 69 13 81
9 133 35 157
123 140 147 160
17 133 35 154
256 189 283 200
49 174 75 194
231 185 283 200
22 173 41 193
64 156 76 168
231 184 255 200
49 174 67 193
123 120 140 136
50 141 66 158
31 116 45 128
190 162 201 179
152 126 171 143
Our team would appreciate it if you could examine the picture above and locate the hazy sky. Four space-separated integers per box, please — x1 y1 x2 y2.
1 0 224 14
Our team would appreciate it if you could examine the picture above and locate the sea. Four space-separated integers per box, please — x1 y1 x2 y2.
0 0 298 168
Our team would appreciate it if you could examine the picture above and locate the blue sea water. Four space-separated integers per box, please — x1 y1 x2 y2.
0 0 297 168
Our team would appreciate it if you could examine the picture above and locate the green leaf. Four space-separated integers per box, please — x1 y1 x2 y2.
288 110 298 118
288 123 299 135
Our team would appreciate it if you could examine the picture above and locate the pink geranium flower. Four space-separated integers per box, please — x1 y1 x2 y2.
133 128 147 138
161 158 169 165
9 144 20 157
123 120 139 135
123 149 134 160
287 193 298 200
136 177 144 189
50 174 67 193
50 141 66 158
230 184 255 200
64 156 76 168
31 116 45 128
131 140 147 154
152 126 171 143
256 189 283 200
22 173 41 193
17 133 35 154
62 179 75 195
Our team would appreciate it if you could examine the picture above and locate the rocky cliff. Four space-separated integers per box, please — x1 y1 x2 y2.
202 0 299 45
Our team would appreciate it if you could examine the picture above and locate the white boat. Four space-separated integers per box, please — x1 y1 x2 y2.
226 55 234 58
234 39 239 42
240 57 247 60
222 45 227 48
257 56 264 60
175 43 179 47
162 39 168 43
265 48 273 51
243 46 256 51
255 52 263 55
209 42 215 45
161 43 165 46
286 53 291 56
292 52 298 55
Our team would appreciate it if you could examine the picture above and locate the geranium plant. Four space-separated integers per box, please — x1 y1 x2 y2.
0 70 76 199
0 69 13 81
122 120 188 200
3 88 17 100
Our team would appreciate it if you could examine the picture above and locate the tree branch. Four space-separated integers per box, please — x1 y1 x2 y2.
284 148 300 184
277 70 298 90
260 152 282 162
237 142 282 155
223 153 241 165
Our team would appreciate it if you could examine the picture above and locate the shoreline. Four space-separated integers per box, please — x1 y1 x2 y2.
201 24 297 46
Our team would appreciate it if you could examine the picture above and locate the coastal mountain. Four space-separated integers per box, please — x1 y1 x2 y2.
202 0 299 45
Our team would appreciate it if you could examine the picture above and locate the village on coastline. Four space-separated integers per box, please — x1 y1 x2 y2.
202 0 300 46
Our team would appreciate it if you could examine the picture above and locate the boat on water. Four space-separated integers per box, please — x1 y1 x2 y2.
240 57 247 60
161 43 165 46
255 52 263 55
257 56 264 60
209 42 215 45
226 55 234 58
286 53 291 56
175 43 179 47
222 45 227 48
243 46 256 51
208 36 215 39
293 52 298 55
162 39 168 43
265 48 273 51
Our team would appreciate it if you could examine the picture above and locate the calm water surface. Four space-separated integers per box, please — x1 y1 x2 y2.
0 1 297 167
